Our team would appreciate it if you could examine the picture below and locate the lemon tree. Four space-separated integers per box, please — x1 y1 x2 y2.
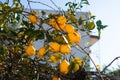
0 0 107 80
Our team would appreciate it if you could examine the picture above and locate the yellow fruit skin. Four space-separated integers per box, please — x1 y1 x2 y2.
48 42 60 52
25 45 35 56
52 77 61 80
49 53 61 63
60 44 71 54
74 57 83 66
68 31 81 43
72 57 83 72
57 16 66 25
60 60 70 74
88 22 95 30
49 18 65 31
29 15 38 24
49 55 58 62
38 47 46 58
65 24 75 33
73 63 79 72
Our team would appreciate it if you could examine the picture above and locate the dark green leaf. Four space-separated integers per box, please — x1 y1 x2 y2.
41 10 46 15
0 45 4 54
78 17 83 25
96 20 102 26
81 0 90 5
65 2 72 6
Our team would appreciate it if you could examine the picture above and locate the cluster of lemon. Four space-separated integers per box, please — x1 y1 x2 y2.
49 15 81 43
26 14 83 78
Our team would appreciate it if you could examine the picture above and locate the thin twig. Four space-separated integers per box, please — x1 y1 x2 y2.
50 0 60 10
29 0 56 10
76 43 104 80
102 56 120 73
27 0 32 11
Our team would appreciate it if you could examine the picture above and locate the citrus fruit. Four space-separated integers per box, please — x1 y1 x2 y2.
48 42 60 52
68 31 81 43
29 14 38 24
53 53 61 59
49 18 65 31
49 55 57 62
74 57 83 66
60 44 71 54
73 63 79 72
57 15 66 25
38 47 46 58
25 45 36 56
49 53 61 63
52 76 61 80
60 59 70 74
88 22 95 30
65 24 75 33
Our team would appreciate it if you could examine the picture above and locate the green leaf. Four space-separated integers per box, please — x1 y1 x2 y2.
81 0 90 5
0 45 4 54
41 10 46 15
96 20 107 30
65 2 72 6
78 17 83 25
96 20 102 26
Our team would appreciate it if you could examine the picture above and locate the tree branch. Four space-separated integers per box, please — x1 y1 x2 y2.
76 43 104 80
102 56 120 73
29 0 56 10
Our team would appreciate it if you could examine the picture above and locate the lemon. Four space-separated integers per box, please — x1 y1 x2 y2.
88 22 95 30
73 57 83 66
49 16 66 31
49 53 61 63
29 14 38 24
73 63 79 72
68 31 81 43
25 45 35 56
60 44 71 54
60 59 70 74
65 24 75 33
48 42 60 52
52 76 61 80
57 15 66 25
49 55 57 62
38 47 46 58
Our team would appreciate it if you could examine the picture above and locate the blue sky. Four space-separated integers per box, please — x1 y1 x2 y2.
89 0 120 70
1 0 120 70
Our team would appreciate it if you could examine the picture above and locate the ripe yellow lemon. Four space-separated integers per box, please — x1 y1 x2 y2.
53 53 61 59
52 77 61 80
73 57 83 66
65 24 75 33
60 44 71 54
73 63 79 72
29 14 38 24
48 42 60 52
49 55 57 62
49 18 65 31
49 53 61 63
38 47 46 58
57 15 66 25
68 31 81 43
88 22 95 30
60 59 70 74
25 45 36 56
